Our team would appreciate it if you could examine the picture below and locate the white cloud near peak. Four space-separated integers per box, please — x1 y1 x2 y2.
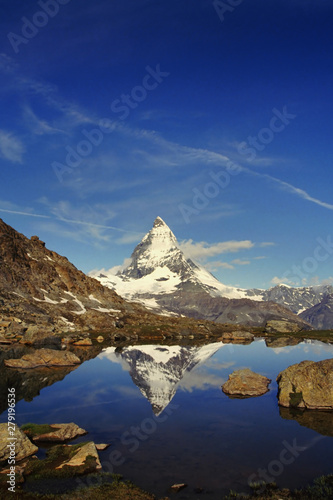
179 239 254 261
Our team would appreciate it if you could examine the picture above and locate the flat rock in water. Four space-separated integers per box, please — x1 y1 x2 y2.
171 483 187 492
73 338 92 346
4 348 81 369
0 423 38 463
31 423 87 442
222 368 271 397
56 442 101 471
277 358 333 409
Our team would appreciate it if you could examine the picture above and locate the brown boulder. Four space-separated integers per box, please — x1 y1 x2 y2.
276 359 333 409
265 320 304 334
4 348 81 369
222 368 271 397
0 424 38 464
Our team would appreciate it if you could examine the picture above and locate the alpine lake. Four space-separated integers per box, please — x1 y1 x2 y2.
1 336 333 499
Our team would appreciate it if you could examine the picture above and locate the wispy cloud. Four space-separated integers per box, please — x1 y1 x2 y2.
0 199 143 246
259 241 275 247
0 130 25 163
205 260 234 271
265 174 333 211
23 105 65 136
231 259 250 266
179 239 255 261
0 208 49 219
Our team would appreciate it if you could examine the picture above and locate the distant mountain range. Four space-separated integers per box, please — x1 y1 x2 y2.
91 217 331 329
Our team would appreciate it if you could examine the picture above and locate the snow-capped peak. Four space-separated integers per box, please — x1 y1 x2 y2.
118 217 192 280
153 216 167 228
91 217 253 310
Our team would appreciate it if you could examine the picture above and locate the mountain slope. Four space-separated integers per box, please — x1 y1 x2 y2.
259 284 333 315
92 217 311 329
0 218 140 337
299 294 333 330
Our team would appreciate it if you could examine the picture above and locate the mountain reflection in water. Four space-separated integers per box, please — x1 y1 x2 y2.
0 338 332 499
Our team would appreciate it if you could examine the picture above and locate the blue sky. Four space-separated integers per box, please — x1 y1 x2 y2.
0 0 333 289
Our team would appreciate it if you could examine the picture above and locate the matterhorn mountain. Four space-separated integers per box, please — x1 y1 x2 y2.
91 217 317 329
99 342 223 414
94 216 253 305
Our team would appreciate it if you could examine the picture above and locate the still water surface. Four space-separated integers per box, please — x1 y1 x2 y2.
2 338 333 498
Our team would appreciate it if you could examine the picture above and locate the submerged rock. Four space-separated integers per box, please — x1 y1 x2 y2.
4 348 81 369
222 368 271 397
276 358 333 409
0 423 38 464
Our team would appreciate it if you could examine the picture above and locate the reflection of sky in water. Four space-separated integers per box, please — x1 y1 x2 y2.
1 339 332 499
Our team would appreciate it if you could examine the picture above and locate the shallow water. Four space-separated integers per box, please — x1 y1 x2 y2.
1 338 333 498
